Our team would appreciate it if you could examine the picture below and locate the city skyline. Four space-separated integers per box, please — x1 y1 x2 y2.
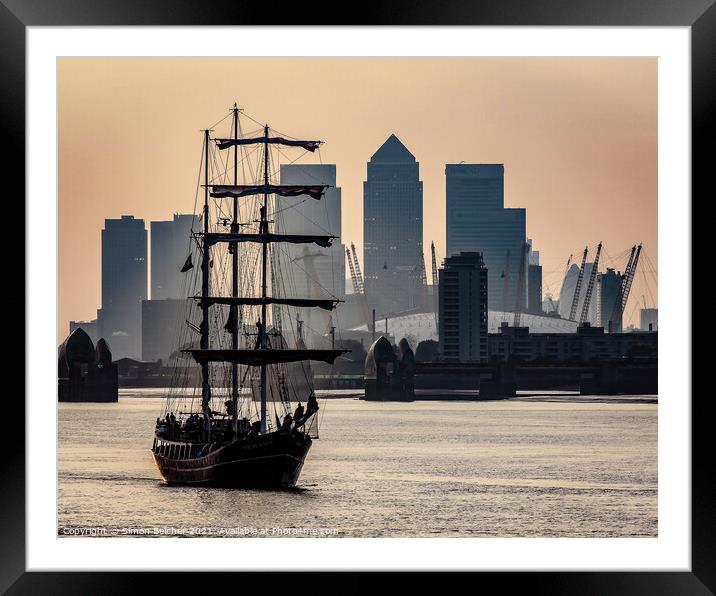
59 57 657 340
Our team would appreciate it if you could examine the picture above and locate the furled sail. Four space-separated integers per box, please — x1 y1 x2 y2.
204 232 335 248
196 296 341 311
210 184 328 201
186 348 348 366
214 137 321 152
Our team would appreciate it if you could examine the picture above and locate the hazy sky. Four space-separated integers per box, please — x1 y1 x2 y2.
58 57 657 340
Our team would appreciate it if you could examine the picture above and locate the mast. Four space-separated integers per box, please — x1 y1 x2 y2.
200 129 211 430
231 105 239 434
188 115 347 435
260 124 269 433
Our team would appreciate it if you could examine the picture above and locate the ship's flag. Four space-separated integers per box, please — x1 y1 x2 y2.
180 255 193 273
224 308 235 333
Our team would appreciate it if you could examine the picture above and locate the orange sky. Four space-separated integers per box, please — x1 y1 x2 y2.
58 57 657 340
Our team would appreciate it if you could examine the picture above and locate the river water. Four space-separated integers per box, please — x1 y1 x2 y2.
58 390 657 538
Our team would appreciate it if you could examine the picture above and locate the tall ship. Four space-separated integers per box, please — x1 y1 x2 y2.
151 105 346 488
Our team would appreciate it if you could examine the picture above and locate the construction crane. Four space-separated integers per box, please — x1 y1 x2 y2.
607 245 636 332
346 248 360 294
346 246 372 329
418 249 428 309
568 246 589 322
513 242 529 327
419 250 427 287
431 242 439 332
613 243 642 331
621 244 642 312
292 247 330 331
501 249 511 322
579 242 602 325
350 243 365 294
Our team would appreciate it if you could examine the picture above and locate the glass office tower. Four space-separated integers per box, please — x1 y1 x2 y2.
445 164 525 312
363 134 423 317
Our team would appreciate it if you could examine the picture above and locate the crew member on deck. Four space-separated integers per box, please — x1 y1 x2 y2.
307 393 319 415
293 402 304 424
280 413 293 432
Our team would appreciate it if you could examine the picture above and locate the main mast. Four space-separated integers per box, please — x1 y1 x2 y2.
260 124 270 433
231 105 239 434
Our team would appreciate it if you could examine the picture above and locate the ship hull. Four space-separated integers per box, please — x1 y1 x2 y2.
152 431 312 488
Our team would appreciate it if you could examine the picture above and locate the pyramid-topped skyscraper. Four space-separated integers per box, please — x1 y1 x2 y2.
363 134 423 317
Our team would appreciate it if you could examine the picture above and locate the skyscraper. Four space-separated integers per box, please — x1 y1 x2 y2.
599 267 623 332
142 299 185 362
445 164 525 311
527 239 542 314
151 214 199 300
438 252 488 362
364 134 423 317
279 164 345 336
528 265 543 314
97 215 147 359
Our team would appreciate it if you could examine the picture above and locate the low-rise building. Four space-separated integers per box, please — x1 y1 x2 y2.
488 322 657 362
640 308 658 332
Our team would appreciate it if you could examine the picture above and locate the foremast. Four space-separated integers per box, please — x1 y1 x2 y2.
200 129 211 430
259 124 270 433
190 107 348 436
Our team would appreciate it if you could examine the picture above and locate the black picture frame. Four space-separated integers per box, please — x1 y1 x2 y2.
5 1 706 592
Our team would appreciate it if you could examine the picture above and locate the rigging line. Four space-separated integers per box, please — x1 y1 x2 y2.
280 269 312 406
269 197 310 218
166 139 207 417
207 144 261 184
207 110 233 131
640 265 657 308
625 298 640 329
275 242 340 301
274 144 311 168
271 200 333 236
209 142 225 188
239 126 250 186
275 149 334 188
272 209 316 396
238 110 265 129
601 245 615 269
266 123 301 142
189 138 206 247
322 179 334 232
641 247 659 282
